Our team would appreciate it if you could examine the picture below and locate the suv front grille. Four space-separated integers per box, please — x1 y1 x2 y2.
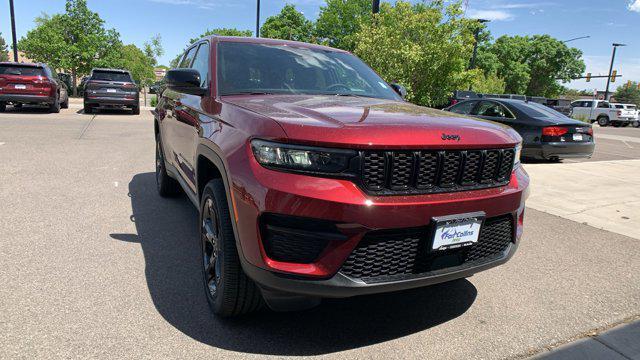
340 215 514 282
361 148 515 195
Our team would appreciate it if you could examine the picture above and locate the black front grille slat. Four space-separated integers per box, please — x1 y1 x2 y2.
340 215 514 282
389 152 414 189
361 148 515 195
362 152 386 191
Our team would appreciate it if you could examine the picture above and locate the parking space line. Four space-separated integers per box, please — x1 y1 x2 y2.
78 114 97 140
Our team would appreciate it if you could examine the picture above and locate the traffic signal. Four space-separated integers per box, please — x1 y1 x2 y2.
611 70 617 82
627 80 633 89
586 73 591 82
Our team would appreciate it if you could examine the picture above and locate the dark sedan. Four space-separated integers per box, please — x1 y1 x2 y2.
445 98 595 161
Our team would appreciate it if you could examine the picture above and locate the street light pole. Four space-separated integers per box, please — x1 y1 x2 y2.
562 35 590 43
468 19 489 91
469 19 489 70
256 0 260 38
9 0 19 62
604 43 626 101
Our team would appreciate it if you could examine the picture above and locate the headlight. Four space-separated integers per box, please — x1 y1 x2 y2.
251 140 357 174
514 142 522 166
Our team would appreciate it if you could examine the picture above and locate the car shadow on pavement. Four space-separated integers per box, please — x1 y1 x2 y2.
110 172 478 355
77 108 135 116
3 105 53 114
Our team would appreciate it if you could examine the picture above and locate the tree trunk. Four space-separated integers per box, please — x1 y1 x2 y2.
72 68 77 97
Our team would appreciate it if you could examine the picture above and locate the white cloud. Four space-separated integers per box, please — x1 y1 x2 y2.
467 9 514 21
629 0 640 12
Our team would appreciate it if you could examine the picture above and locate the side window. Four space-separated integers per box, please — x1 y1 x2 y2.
449 101 477 114
473 101 513 118
598 101 610 108
190 42 210 88
179 46 198 68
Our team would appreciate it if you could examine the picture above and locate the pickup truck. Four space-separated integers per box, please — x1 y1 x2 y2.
612 103 639 127
570 99 636 127
155 35 529 316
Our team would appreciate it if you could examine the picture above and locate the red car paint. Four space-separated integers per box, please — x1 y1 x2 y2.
157 36 528 283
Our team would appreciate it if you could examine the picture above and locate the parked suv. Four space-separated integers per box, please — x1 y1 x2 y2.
155 36 529 316
83 68 139 114
0 62 68 113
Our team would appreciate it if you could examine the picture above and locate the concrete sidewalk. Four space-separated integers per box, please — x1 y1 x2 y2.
68 96 154 110
523 159 640 240
534 320 640 359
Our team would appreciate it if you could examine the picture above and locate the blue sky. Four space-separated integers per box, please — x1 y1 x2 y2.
1 0 639 91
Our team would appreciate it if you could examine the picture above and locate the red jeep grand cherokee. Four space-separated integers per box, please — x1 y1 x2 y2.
155 36 529 316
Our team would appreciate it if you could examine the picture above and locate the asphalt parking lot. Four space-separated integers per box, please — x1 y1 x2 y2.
1 106 639 359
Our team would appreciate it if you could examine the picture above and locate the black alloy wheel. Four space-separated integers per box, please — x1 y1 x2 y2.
202 197 222 301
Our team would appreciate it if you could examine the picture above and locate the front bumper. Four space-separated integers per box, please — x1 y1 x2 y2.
243 241 518 298
229 148 529 297
0 94 54 104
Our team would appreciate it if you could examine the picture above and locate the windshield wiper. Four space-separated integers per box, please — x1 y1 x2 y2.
225 91 276 95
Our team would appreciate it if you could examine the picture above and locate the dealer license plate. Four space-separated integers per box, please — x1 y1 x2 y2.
573 134 583 141
14 84 26 89
431 213 484 251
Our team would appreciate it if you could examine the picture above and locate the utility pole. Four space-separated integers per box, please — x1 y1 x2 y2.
9 0 19 62
604 43 626 101
372 0 380 14
256 0 260 38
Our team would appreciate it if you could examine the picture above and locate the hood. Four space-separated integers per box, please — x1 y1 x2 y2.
223 95 521 149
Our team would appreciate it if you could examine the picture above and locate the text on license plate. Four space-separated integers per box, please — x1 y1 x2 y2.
432 215 483 250
573 134 583 141
107 88 117 93
14 84 26 89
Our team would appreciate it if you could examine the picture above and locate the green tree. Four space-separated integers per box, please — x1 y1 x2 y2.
118 44 155 86
19 0 122 96
354 0 478 107
471 72 506 94
260 4 314 43
478 35 585 97
170 28 252 67
315 0 372 51
614 82 640 106
143 34 164 67
0 33 9 62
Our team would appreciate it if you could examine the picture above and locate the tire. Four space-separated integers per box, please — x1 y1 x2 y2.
155 135 181 197
612 122 621 128
49 96 60 113
83 103 92 114
597 116 609 127
200 179 263 317
61 98 69 109
0 102 5 112
632 121 640 128
131 105 140 115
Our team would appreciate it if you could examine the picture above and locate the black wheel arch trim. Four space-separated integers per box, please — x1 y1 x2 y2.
196 141 251 269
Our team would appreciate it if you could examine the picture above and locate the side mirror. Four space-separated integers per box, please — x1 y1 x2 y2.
165 68 206 96
390 83 407 99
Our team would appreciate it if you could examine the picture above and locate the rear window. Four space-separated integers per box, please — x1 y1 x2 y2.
517 101 567 118
0 65 45 76
628 105 637 110
91 70 132 82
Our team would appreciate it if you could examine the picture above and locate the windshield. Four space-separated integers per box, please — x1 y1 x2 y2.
0 65 45 76
92 70 132 82
217 42 401 100
517 101 568 118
